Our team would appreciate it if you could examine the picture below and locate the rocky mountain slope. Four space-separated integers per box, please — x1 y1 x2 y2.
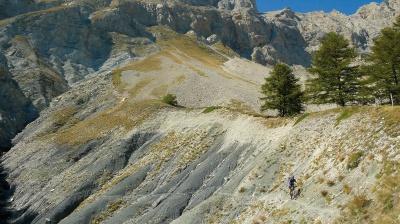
0 52 37 150
2 0 397 149
1 23 400 223
1 1 400 224
3 60 400 223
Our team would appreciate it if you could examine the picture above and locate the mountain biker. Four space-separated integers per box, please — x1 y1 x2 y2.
288 176 297 199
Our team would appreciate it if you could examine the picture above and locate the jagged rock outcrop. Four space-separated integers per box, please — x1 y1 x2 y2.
265 0 400 53
0 53 37 150
253 8 311 66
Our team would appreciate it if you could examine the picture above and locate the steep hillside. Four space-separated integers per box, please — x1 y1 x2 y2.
2 25 400 224
0 0 302 147
0 53 37 150
1 1 400 224
3 63 400 223
0 0 398 148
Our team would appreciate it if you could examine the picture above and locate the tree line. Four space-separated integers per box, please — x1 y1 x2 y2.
261 16 400 117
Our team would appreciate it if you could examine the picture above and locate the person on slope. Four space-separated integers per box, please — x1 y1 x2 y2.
288 175 297 199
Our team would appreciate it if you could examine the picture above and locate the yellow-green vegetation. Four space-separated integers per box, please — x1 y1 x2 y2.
52 106 79 128
335 107 361 126
326 180 335 187
260 117 292 129
112 26 229 93
294 113 309 126
336 194 371 223
126 55 162 73
337 160 400 223
128 78 154 97
188 65 208 77
345 195 370 217
212 42 239 58
150 84 168 97
321 190 332 203
112 70 123 91
91 199 126 224
112 55 161 91
161 94 178 106
347 151 363 170
148 26 227 66
0 17 14 27
202 106 222 113
54 100 164 146
373 160 400 220
343 184 352 194
377 106 400 137
12 35 28 42
226 99 264 118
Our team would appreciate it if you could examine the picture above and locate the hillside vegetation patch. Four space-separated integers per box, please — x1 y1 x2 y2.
347 151 364 170
336 107 361 126
203 106 222 113
54 100 165 146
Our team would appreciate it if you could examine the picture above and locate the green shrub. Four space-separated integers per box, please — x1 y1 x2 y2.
347 151 364 169
202 106 221 113
162 94 178 106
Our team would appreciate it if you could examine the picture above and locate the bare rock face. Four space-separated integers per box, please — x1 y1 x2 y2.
6 36 69 111
254 8 311 66
0 53 37 150
292 0 400 53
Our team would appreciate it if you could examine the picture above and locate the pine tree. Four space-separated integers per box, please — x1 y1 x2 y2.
261 63 304 117
365 17 400 105
306 32 360 107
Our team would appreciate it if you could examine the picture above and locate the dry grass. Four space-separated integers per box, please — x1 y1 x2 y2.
375 160 400 213
271 208 290 217
376 106 400 137
52 106 78 128
252 214 267 224
337 160 400 223
212 42 239 58
188 65 208 77
203 106 222 114
345 195 371 216
91 199 126 224
112 26 229 94
127 78 154 97
294 113 309 126
151 84 168 97
347 151 363 170
112 70 124 91
327 180 336 187
53 100 164 146
343 184 352 194
335 107 361 126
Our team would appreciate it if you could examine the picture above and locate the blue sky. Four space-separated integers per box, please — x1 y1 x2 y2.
256 0 383 14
